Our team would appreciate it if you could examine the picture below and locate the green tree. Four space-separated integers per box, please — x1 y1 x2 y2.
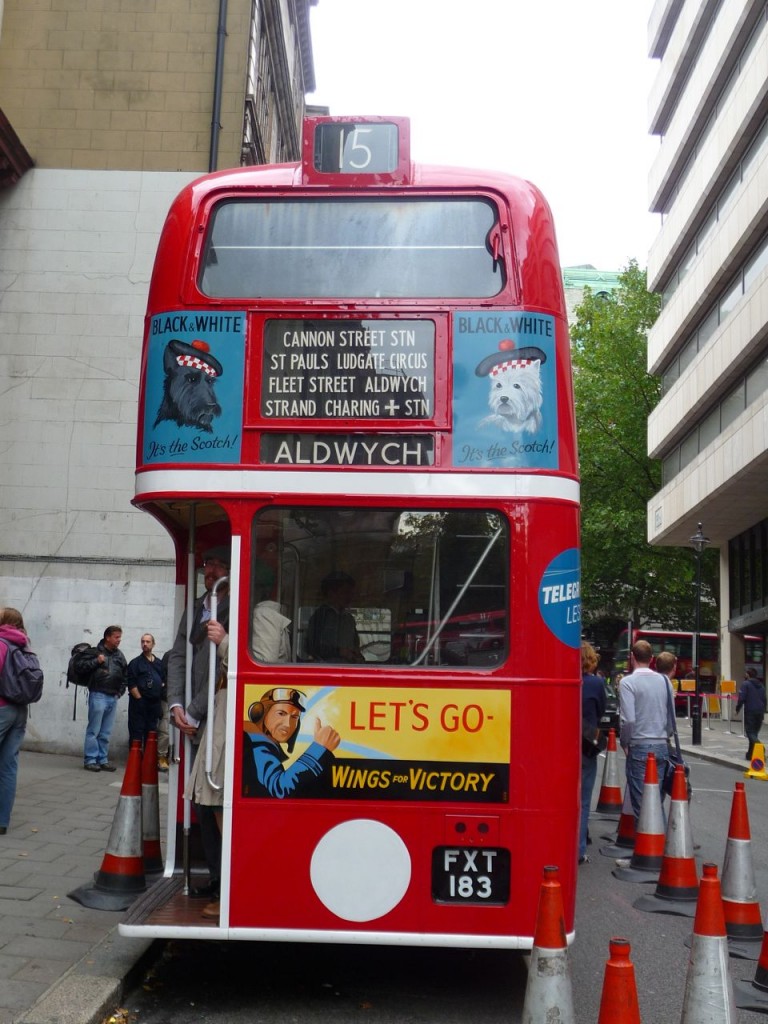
571 261 718 635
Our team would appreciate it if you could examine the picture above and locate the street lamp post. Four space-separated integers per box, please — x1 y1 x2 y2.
690 522 710 746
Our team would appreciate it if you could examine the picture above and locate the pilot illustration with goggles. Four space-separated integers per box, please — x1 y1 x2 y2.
243 687 340 798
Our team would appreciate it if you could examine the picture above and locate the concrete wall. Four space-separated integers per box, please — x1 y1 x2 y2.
4 565 177 758
0 166 197 755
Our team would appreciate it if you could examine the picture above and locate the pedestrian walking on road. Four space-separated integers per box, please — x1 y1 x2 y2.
736 667 766 760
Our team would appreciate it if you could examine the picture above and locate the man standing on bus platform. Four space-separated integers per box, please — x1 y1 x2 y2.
166 545 230 898
619 639 675 821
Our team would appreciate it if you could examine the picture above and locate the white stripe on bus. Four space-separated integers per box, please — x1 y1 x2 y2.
135 469 579 502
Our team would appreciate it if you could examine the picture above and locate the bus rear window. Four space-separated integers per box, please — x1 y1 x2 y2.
199 198 503 299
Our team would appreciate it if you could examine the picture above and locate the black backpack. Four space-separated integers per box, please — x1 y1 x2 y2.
0 638 45 705
66 642 97 687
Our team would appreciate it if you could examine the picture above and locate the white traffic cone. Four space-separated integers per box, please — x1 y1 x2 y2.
68 740 145 911
721 781 764 959
595 729 623 816
600 782 636 858
613 752 664 883
680 863 737 1024
521 866 575 1024
634 764 698 916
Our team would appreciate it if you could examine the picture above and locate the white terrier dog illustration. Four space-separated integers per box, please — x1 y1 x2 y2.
480 358 543 434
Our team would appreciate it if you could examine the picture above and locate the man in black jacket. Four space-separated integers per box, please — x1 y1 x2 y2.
81 625 127 772
737 668 767 760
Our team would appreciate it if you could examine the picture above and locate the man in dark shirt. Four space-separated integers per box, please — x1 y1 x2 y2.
305 571 364 663
126 633 166 749
737 668 767 760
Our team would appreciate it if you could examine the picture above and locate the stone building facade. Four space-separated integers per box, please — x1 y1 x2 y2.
0 0 318 753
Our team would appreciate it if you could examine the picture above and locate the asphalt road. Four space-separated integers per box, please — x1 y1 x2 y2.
118 757 768 1024
572 755 768 1022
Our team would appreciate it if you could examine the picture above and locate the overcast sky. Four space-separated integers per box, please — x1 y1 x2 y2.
309 1 658 271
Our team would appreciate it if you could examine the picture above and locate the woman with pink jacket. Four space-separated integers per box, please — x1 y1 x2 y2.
0 607 31 834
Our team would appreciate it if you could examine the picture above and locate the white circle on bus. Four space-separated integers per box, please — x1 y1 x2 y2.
310 819 411 922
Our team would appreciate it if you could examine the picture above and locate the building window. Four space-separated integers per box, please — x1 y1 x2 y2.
660 233 768 396
659 346 768 487
729 520 768 620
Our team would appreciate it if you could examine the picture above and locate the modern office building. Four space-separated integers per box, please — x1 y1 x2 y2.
0 0 318 753
645 0 768 679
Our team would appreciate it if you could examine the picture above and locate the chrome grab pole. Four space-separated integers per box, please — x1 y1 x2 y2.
412 527 502 667
205 575 228 791
182 511 196 895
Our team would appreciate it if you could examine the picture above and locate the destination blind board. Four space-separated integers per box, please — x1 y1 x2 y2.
261 319 435 421
260 433 434 467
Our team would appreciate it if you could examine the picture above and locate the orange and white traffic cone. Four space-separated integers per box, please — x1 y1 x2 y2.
613 752 665 883
597 937 641 1024
721 780 764 959
634 764 698 916
67 740 146 911
745 741 768 780
734 930 768 1011
680 863 737 1023
142 731 163 875
521 866 575 1024
600 783 636 858
595 730 623 816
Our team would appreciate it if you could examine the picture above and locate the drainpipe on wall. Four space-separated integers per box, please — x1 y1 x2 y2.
209 0 228 172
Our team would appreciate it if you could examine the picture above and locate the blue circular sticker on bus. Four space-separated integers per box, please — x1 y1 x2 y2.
539 548 581 649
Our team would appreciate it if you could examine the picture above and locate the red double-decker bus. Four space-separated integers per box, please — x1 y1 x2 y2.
121 116 580 948
610 627 765 691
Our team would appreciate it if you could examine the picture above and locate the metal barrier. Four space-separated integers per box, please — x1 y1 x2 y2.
717 693 745 736
671 680 745 737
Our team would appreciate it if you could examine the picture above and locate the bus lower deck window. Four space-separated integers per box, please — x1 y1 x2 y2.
250 507 509 668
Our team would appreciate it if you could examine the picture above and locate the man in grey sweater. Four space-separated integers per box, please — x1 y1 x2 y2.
619 639 675 821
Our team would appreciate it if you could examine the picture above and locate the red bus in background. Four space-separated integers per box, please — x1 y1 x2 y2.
120 116 580 948
610 628 765 692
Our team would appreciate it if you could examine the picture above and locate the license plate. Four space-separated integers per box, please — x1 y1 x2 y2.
431 847 510 904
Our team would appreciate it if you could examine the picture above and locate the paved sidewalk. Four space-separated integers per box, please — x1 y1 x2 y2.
0 713 761 1024
676 705 757 769
0 750 165 1024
